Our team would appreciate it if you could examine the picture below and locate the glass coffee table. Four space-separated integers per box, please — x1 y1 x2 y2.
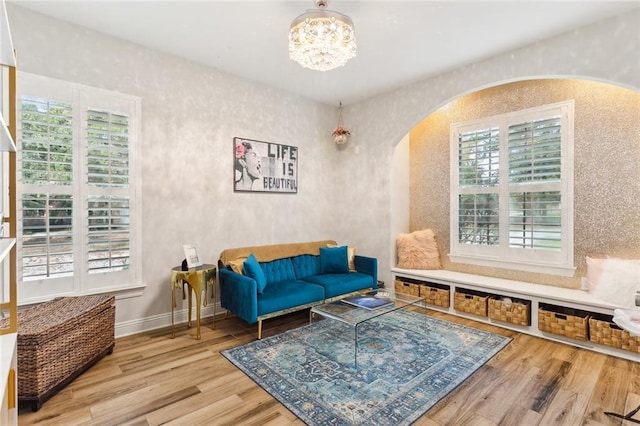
310 290 425 369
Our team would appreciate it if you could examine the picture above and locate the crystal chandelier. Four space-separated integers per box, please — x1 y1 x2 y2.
288 0 357 72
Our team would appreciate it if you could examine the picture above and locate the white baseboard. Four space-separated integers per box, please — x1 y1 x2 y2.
114 303 222 338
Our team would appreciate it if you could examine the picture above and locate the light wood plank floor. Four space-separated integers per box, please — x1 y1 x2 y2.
17 309 640 426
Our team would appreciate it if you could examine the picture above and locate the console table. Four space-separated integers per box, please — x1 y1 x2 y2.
171 264 216 340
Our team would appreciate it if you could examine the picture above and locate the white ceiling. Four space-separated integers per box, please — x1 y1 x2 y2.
9 1 640 106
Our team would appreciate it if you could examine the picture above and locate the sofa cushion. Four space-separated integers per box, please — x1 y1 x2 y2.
302 272 374 299
261 258 297 284
327 244 356 271
319 246 349 274
243 254 267 294
257 280 325 316
291 254 320 279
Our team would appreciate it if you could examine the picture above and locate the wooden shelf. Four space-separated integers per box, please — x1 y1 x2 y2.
0 238 15 263
0 0 16 422
0 114 15 152
0 332 17 422
0 333 16 395
0 1 15 67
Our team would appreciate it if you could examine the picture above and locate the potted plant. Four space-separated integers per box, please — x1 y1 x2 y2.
332 126 350 145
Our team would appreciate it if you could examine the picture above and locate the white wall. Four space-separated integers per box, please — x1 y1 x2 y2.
7 5 639 335
8 5 349 333
389 134 409 272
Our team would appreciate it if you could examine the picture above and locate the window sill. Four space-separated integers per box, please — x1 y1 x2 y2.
448 253 576 277
18 283 147 308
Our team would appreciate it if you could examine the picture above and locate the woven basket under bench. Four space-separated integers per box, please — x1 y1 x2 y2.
2 295 115 411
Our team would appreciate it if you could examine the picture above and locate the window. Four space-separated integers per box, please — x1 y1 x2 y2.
450 101 575 276
17 73 142 302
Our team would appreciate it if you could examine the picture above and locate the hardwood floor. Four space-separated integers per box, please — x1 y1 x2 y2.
17 309 640 426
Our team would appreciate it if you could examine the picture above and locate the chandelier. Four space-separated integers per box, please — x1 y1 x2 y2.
288 0 357 72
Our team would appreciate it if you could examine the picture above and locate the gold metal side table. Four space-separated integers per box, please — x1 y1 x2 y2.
171 264 216 340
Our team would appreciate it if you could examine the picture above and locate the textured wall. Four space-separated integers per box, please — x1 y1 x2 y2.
409 79 640 288
340 10 640 286
6 4 640 327
8 5 345 324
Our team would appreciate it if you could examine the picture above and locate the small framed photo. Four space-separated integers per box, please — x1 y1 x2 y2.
183 244 202 268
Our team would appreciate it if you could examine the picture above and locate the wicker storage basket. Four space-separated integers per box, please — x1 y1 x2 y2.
454 288 489 317
422 283 450 308
394 279 420 297
488 297 531 326
538 303 589 341
589 314 640 354
5 295 115 411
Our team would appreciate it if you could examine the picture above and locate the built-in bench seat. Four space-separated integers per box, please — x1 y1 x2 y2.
391 267 638 361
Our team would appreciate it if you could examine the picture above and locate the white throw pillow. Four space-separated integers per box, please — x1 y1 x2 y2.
586 256 605 292
590 258 640 307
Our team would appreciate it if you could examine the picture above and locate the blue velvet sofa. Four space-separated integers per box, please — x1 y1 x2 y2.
218 240 378 338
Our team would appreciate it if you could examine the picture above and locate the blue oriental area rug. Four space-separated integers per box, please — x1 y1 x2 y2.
222 310 511 426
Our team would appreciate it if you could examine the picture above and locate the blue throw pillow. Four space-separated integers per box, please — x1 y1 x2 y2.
319 246 349 274
243 253 267 294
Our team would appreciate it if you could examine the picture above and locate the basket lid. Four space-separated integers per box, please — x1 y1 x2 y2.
14 295 114 340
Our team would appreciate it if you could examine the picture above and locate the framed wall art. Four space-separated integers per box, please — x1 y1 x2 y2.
233 137 298 193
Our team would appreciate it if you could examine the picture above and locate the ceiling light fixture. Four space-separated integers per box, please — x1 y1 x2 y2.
288 0 357 72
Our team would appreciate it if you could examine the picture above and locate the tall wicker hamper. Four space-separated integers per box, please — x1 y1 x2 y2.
6 295 115 411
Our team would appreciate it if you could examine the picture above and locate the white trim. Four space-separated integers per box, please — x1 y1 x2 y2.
18 282 147 307
115 303 222 338
16 72 142 301
448 253 576 277
449 100 575 275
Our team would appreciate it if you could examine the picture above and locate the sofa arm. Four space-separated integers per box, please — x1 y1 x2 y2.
219 268 258 324
354 255 378 288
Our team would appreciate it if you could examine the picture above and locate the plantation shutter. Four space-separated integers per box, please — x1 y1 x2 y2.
20 96 74 279
458 127 500 187
508 191 561 250
450 100 574 276
508 116 562 183
86 109 131 274
87 110 129 187
507 116 563 251
457 127 500 246
17 73 141 302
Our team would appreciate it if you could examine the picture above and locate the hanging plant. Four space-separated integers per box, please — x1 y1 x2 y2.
332 102 350 144
332 126 350 144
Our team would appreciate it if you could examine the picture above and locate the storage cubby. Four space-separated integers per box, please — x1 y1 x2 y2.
394 276 450 308
589 312 639 354
391 268 638 362
538 303 590 341
454 287 489 317
394 277 420 298
488 296 531 326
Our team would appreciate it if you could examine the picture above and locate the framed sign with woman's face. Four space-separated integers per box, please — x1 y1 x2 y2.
233 137 298 193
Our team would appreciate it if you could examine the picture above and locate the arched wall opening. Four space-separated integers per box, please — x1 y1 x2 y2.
390 77 639 289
